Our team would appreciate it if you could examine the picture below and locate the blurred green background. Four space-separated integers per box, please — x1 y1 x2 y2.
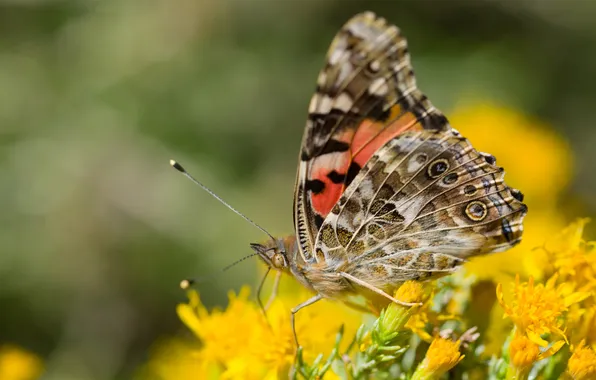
2 0 596 379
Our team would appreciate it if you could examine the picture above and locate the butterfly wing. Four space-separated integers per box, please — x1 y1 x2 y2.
299 13 528 292
294 12 448 262
315 127 527 290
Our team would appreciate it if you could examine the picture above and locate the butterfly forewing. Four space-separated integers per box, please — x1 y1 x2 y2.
294 12 449 263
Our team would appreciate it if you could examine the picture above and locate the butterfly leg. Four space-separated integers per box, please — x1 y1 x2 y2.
290 294 323 346
256 267 271 318
265 270 282 310
339 272 423 307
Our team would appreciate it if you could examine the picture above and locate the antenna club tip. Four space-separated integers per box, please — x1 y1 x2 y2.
180 279 194 290
170 159 185 173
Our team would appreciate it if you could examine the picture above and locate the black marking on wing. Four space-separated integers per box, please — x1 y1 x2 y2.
345 162 362 188
314 214 325 231
366 97 393 122
511 188 525 202
305 179 325 194
501 219 514 242
319 139 350 156
327 170 346 184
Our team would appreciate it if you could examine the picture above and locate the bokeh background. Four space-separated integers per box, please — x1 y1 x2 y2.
1 0 596 379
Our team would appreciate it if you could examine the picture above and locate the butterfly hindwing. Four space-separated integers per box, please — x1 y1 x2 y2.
294 12 447 262
315 128 527 290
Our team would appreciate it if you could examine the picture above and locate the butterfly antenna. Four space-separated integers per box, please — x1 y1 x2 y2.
169 159 277 242
180 252 260 289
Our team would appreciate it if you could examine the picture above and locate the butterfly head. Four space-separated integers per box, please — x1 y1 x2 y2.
250 235 299 271
250 240 288 270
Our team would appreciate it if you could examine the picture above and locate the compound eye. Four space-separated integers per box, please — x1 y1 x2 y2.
271 253 285 269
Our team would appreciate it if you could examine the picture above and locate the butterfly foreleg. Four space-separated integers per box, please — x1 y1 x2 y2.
256 268 283 323
265 270 282 310
339 271 422 307
290 294 324 347
256 267 271 319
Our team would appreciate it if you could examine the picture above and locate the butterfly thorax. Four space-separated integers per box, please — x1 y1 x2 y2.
251 235 353 298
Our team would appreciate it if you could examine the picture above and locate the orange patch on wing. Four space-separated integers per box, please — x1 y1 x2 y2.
311 170 345 216
353 105 420 167
309 148 352 217
308 105 421 218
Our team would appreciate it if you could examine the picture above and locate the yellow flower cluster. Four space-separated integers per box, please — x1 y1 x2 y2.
495 218 596 379
150 286 361 379
497 274 587 347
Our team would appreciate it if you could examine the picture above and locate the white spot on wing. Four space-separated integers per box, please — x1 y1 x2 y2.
309 93 333 114
369 77 388 96
334 92 353 112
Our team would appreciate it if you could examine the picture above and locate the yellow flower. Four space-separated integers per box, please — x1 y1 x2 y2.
412 338 464 380
509 333 540 370
573 305 596 346
540 219 596 344
568 341 596 380
172 285 361 379
379 281 428 335
135 339 210 380
496 274 588 346
395 280 427 304
0 345 43 380
405 311 432 342
508 333 564 373
546 219 596 296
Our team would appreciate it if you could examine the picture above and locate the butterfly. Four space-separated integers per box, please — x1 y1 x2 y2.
179 11 528 345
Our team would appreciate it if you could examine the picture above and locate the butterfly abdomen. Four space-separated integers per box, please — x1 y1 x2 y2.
303 265 352 298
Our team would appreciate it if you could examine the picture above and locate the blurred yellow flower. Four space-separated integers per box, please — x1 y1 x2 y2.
497 274 588 347
172 286 361 380
508 333 539 370
573 305 596 346
567 341 596 380
136 339 210 380
542 219 596 345
0 345 43 380
507 333 564 378
545 218 596 294
412 338 464 380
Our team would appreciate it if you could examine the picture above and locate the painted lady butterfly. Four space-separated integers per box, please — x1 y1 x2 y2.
249 12 527 343
175 11 528 345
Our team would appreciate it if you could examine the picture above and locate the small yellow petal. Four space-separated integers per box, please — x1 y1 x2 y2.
176 304 203 339
496 283 505 306
568 342 596 380
564 292 591 307
527 330 549 347
537 340 565 361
